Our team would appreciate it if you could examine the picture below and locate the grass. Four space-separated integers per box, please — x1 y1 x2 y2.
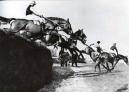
38 64 74 92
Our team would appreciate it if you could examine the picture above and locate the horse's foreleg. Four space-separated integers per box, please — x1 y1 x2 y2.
110 62 115 71
100 60 110 72
72 61 74 67
75 60 78 67
72 55 78 67
75 47 84 59
111 62 114 69
60 59 63 67
106 62 111 72
100 62 109 72
65 60 68 67
95 63 101 72
112 60 118 70
80 53 85 60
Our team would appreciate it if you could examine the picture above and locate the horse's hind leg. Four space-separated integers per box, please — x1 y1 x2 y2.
65 60 67 67
106 62 111 72
60 60 62 67
60 60 64 67
98 64 101 72
72 61 74 67
111 62 114 70
75 61 77 67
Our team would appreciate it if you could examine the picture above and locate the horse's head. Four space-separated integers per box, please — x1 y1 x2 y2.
72 29 87 44
81 33 87 44
123 56 128 65
117 54 128 65
46 17 73 35
59 18 73 35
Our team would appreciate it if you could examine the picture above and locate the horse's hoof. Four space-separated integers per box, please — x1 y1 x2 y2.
109 69 112 72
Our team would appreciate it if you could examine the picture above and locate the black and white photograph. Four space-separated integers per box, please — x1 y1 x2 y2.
0 0 129 92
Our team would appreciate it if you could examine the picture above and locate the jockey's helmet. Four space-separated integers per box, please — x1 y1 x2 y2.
97 41 100 44
30 1 36 6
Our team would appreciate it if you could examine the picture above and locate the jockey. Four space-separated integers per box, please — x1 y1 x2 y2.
26 1 49 33
25 1 59 31
26 1 42 17
96 41 102 53
26 1 45 22
90 41 102 54
110 43 118 55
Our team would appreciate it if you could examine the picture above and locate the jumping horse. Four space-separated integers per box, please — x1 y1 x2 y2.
108 54 128 70
0 16 73 45
58 29 87 67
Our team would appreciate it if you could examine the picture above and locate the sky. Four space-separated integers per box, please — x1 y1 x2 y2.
0 0 129 56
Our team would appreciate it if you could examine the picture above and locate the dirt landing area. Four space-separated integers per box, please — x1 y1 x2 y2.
55 63 129 92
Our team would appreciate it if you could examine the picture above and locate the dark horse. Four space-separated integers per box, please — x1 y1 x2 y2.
104 53 128 70
70 29 87 44
58 29 87 67
0 16 73 45
96 53 128 72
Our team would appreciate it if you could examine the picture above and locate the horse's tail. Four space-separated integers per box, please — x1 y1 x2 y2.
0 16 15 23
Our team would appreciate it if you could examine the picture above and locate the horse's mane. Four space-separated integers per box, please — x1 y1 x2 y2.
87 46 95 52
74 29 85 36
117 54 126 59
0 16 15 23
74 29 81 34
47 17 66 21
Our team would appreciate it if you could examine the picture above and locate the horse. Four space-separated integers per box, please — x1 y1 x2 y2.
111 54 128 70
70 29 87 44
68 29 87 59
96 53 128 72
47 17 73 35
0 16 55 41
0 16 73 42
84 45 111 72
70 29 87 59
58 29 87 67
84 45 101 71
58 37 78 67
44 31 61 46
